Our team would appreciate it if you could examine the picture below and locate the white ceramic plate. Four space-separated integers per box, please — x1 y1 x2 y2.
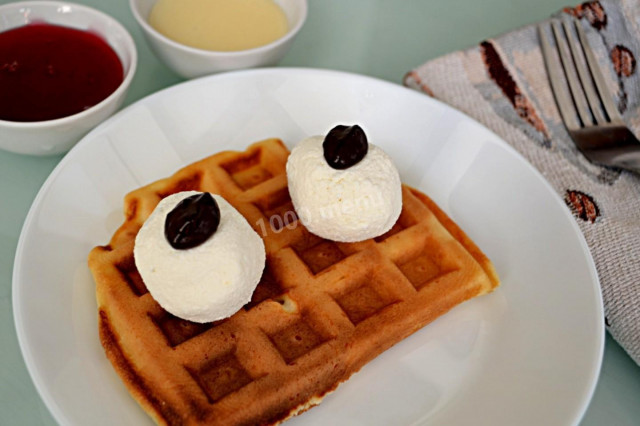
13 68 604 426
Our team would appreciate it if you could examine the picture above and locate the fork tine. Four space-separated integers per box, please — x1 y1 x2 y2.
538 24 580 130
551 20 594 127
562 19 607 125
573 19 624 124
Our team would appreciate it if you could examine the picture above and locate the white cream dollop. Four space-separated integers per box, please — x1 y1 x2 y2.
133 191 265 323
286 135 402 242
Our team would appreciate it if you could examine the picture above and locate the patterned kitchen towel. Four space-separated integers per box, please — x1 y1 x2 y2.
405 0 640 365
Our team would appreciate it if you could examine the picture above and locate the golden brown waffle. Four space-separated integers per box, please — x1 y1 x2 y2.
88 138 500 425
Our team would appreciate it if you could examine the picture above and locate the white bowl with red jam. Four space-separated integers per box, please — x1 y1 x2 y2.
130 0 307 79
0 1 137 156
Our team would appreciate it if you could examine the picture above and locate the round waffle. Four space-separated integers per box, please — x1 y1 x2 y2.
88 138 499 425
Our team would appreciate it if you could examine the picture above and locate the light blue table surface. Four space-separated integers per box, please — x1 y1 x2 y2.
2 0 639 424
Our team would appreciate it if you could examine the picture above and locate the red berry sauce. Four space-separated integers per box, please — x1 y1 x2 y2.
0 23 124 122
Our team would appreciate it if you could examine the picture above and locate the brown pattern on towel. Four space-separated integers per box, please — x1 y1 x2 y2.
610 45 637 111
565 190 601 223
611 45 636 77
480 40 549 141
403 70 435 97
565 1 608 30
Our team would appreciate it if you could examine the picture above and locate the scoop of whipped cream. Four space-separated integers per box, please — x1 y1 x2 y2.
134 191 265 323
286 133 402 242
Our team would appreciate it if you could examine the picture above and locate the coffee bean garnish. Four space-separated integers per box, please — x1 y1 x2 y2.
165 192 220 250
323 124 368 169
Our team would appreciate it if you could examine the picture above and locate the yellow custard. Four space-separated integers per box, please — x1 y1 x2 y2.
149 0 289 52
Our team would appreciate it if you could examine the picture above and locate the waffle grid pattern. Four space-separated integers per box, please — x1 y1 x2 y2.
89 139 499 425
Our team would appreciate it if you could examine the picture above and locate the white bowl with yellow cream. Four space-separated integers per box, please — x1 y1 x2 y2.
130 0 307 78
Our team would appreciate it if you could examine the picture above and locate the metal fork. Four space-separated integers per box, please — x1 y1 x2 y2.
538 18 640 173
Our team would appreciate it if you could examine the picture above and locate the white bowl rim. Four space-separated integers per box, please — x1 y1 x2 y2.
129 0 308 58
0 1 138 129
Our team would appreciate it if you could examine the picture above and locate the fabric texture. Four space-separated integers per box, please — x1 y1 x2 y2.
404 0 640 365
